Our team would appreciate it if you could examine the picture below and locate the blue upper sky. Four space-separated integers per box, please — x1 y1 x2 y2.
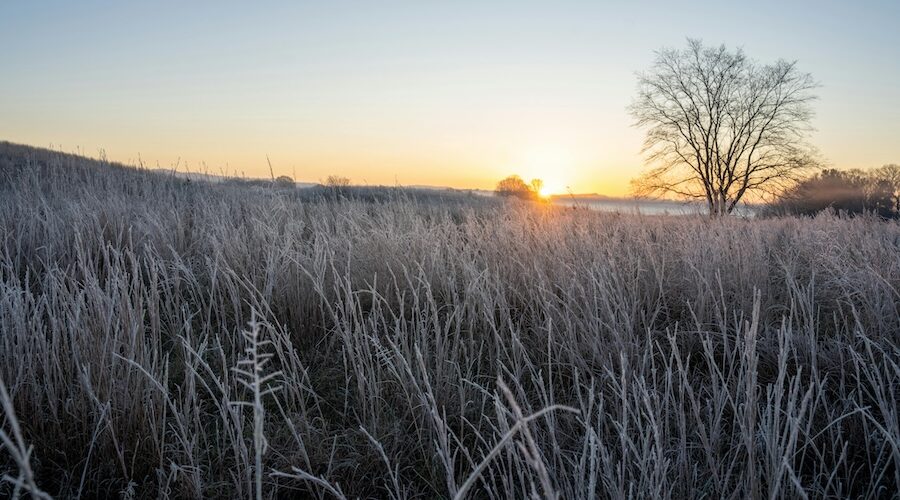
2 0 898 194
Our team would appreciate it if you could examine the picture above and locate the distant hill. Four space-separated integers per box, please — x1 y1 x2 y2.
2 140 635 201
0 141 503 208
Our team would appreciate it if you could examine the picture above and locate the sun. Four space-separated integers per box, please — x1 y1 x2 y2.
534 178 566 198
517 145 575 199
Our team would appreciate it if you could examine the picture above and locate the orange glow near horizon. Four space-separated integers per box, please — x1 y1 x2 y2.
515 145 575 196
2 130 638 195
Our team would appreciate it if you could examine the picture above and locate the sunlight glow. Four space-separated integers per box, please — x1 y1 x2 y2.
518 145 574 197
537 178 566 197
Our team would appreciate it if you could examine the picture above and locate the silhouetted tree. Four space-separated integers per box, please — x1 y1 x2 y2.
875 164 900 212
767 169 898 218
631 39 819 216
495 175 540 200
866 178 896 217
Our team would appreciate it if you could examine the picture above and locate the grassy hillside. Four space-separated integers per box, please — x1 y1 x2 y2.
1 142 898 498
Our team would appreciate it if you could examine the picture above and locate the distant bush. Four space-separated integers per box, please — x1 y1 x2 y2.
274 175 294 188
324 175 351 188
766 168 898 218
495 175 542 200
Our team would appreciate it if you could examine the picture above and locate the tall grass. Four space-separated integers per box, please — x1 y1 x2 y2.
1 142 899 498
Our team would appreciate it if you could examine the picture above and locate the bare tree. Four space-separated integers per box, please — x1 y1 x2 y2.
529 178 544 197
630 39 819 215
324 175 351 188
875 164 900 212
766 168 897 217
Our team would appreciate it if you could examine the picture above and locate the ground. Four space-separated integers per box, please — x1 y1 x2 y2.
1 142 898 499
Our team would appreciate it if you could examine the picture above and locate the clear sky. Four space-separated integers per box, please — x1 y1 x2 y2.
2 1 898 195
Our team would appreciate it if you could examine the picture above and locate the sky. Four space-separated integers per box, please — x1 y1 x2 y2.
2 1 899 195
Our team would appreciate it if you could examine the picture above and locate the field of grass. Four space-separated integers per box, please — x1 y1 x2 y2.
1 142 899 499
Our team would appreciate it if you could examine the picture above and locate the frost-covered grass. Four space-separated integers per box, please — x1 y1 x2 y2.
1 143 899 498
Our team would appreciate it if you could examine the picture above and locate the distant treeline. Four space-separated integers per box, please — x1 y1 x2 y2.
766 165 900 218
